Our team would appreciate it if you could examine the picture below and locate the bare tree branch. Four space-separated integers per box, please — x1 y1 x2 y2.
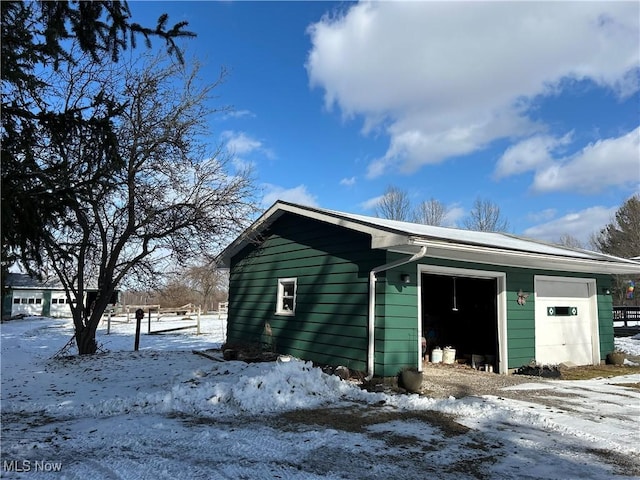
413 198 447 226
463 197 510 232
375 185 412 221
32 53 257 353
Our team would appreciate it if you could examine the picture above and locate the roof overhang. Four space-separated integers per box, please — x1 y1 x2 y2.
218 201 640 276
391 239 640 275
217 201 410 267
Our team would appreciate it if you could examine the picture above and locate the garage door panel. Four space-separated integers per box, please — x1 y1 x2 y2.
534 277 597 366
536 342 592 365
536 318 590 344
536 281 589 298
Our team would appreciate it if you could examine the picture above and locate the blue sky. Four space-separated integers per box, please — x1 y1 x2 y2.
129 1 639 246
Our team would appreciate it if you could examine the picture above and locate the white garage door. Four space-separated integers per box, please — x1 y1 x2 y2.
50 293 73 318
534 276 599 366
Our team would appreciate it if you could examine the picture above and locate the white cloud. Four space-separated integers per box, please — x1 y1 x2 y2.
442 204 465 228
527 208 558 223
531 127 640 194
494 133 573 179
232 157 256 172
359 195 384 211
261 184 318 208
221 130 275 172
224 109 255 119
523 205 617 244
340 176 356 186
221 130 264 156
306 2 639 177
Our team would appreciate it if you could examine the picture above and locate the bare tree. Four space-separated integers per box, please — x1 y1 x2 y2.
463 197 510 232
33 54 257 353
183 263 229 312
156 281 198 308
413 198 447 226
557 234 584 249
375 186 412 221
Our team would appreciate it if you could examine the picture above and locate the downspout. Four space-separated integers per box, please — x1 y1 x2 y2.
366 246 428 380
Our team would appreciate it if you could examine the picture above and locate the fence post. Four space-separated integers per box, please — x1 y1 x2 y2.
134 308 143 351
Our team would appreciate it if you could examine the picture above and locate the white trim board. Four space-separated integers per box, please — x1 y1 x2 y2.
417 265 508 374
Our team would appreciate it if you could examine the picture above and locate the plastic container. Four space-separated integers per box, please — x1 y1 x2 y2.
442 346 456 364
431 347 443 363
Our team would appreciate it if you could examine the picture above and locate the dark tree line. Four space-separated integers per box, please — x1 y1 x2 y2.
592 195 640 305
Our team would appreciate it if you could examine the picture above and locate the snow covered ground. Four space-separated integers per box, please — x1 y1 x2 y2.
1 315 639 479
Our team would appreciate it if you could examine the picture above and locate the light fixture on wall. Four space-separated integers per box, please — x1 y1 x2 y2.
452 277 459 311
602 288 611 295
401 274 411 284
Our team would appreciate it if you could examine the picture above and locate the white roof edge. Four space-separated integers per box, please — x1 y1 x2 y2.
218 201 640 274
406 239 640 275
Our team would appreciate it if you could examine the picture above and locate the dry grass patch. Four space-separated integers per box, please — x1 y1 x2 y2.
278 404 470 437
558 364 640 381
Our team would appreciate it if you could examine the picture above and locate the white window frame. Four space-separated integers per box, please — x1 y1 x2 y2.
276 278 297 316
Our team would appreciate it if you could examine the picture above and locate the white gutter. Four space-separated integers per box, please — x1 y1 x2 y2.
366 246 428 380
408 239 640 275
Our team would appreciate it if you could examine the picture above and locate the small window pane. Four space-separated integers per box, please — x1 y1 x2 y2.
52 298 58 304
276 278 297 315
28 298 35 304
35 298 42 304
21 298 27 304
282 297 294 311
13 298 20 304
283 283 294 297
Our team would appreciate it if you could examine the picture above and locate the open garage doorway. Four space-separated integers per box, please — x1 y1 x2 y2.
418 266 507 373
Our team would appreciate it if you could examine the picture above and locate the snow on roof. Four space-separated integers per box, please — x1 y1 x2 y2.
3 273 100 290
301 203 637 264
3 272 64 290
218 201 640 273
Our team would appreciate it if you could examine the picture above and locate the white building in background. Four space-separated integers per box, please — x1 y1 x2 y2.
2 273 118 319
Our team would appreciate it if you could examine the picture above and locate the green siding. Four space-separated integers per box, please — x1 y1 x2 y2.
597 277 615 357
1 289 13 318
42 291 52 317
372 255 615 375
228 214 383 372
228 213 617 377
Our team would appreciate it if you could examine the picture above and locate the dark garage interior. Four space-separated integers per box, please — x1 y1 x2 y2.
421 273 498 371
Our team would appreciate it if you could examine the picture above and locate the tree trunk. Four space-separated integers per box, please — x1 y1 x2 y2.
75 327 98 354
74 290 112 354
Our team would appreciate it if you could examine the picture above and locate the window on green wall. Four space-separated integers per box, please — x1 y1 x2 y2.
276 278 297 316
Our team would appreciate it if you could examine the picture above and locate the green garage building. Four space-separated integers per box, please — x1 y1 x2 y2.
218 201 640 377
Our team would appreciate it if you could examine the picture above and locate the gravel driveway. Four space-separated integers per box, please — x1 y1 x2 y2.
416 360 640 403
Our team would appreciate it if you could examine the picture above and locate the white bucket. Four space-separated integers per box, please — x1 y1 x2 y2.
431 347 443 363
442 347 456 364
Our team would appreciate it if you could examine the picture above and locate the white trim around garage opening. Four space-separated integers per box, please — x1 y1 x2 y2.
417 265 508 374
